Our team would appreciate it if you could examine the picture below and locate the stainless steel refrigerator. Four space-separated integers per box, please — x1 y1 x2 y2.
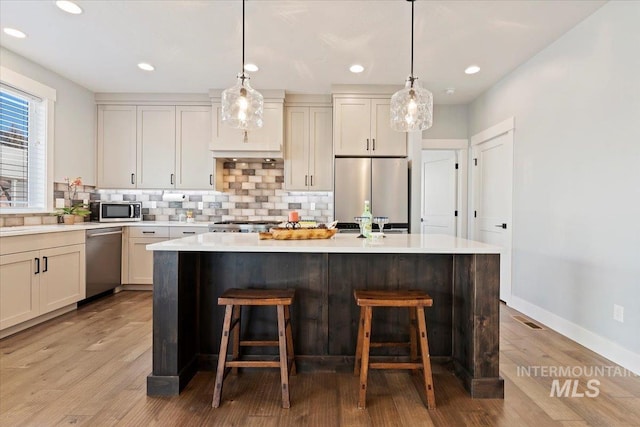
334 157 409 227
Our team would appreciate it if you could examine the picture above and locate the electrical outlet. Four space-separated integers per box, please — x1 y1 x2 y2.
197 201 204 210
310 202 316 211
55 198 65 208
613 304 624 323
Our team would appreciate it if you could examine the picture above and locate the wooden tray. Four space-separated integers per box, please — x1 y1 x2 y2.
259 228 338 240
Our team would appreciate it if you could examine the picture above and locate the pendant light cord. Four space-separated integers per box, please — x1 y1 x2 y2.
410 0 414 79
242 0 245 73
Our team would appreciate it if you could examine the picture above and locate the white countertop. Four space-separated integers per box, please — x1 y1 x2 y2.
0 221 209 237
146 233 502 255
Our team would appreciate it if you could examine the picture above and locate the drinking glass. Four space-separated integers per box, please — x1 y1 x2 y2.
354 216 366 238
373 216 389 237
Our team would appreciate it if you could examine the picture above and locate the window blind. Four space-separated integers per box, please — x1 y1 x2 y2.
0 84 46 210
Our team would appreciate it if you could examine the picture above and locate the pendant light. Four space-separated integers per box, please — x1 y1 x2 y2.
390 0 433 132
221 0 264 132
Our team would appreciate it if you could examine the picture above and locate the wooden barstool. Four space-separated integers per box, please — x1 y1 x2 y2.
353 289 436 409
212 288 296 409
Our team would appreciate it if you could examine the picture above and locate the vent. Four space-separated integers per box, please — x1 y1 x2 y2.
512 315 544 330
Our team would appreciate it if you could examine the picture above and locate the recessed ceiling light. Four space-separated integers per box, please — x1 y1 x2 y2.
349 64 365 73
445 88 456 95
465 65 481 75
3 28 27 39
137 63 155 71
56 1 83 15
244 63 259 72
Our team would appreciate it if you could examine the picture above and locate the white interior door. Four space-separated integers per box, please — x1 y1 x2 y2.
472 130 513 303
421 150 457 235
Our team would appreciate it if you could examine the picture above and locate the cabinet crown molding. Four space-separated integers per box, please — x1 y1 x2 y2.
95 93 210 105
331 84 403 98
284 94 332 107
208 89 285 103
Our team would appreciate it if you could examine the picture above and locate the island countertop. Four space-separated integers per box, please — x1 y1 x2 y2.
146 232 502 254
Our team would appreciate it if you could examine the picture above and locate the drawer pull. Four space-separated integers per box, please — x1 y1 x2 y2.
142 231 156 234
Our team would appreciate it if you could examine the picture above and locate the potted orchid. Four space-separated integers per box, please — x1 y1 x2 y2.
56 177 90 224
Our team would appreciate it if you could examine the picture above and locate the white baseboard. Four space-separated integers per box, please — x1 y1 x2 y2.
509 295 640 376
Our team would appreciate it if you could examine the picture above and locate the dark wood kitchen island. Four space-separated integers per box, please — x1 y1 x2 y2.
145 233 504 399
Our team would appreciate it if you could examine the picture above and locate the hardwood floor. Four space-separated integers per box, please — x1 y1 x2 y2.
1 291 638 426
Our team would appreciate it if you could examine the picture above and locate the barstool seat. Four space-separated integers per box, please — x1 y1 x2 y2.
212 288 296 409
354 289 436 409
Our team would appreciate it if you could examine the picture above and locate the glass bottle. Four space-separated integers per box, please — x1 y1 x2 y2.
361 200 373 238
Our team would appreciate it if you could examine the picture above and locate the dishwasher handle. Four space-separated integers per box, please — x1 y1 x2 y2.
87 230 124 238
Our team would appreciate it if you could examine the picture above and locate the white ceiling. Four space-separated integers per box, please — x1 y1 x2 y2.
0 0 605 104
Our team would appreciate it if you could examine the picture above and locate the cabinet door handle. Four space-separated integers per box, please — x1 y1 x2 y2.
366 138 369 150
142 231 156 234
34 257 40 274
42 256 48 272
170 173 174 185
305 175 308 186
131 173 135 185
372 138 376 151
209 174 213 186
310 175 313 186
183 231 195 235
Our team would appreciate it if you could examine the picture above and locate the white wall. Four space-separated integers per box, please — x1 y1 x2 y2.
422 104 467 140
0 47 96 185
468 2 640 369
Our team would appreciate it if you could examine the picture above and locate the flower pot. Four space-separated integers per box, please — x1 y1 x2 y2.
62 214 75 225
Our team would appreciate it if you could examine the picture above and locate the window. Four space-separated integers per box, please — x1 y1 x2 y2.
0 67 55 213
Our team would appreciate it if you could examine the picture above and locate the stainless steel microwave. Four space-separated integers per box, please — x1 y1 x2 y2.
90 201 142 222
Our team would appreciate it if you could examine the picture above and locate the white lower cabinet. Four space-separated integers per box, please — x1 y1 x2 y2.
0 232 85 332
123 226 208 286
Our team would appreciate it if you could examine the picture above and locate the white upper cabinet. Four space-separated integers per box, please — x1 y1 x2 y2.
370 99 407 156
209 89 285 157
210 102 283 152
285 106 333 191
175 106 214 189
97 105 137 188
97 102 214 189
333 97 407 157
137 106 176 189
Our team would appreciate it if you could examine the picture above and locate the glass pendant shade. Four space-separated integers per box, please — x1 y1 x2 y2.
221 73 264 130
390 77 433 132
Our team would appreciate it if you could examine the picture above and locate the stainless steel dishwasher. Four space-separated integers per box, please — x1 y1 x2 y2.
86 227 123 298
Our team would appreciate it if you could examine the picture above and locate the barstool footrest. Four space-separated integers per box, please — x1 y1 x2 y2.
370 342 411 348
226 360 281 368
369 361 423 370
239 340 279 347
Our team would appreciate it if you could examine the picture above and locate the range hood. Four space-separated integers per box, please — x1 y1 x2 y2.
209 89 285 159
